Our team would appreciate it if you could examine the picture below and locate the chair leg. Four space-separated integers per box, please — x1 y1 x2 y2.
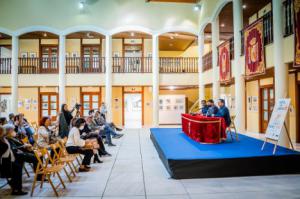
47 174 59 197
24 165 30 178
30 174 38 197
68 162 76 177
56 172 66 189
63 167 72 183
40 174 46 188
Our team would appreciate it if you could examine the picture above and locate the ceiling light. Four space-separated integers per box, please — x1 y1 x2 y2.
86 32 94 38
130 32 135 37
221 23 225 27
175 33 178 37
43 32 47 37
242 4 246 9
79 0 85 9
169 86 176 90
170 36 174 40
193 4 201 12
169 43 173 47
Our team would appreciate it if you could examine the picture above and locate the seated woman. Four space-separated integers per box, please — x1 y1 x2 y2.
0 126 27 195
66 118 95 172
13 114 27 139
37 116 60 149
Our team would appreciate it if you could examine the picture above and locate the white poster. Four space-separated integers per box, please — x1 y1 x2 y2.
159 95 186 124
265 98 291 141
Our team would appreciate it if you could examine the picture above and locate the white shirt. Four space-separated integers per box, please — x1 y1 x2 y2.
66 127 85 147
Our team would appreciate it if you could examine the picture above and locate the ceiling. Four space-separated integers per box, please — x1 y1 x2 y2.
0 33 11 39
159 32 197 51
67 31 104 39
204 0 271 42
19 31 58 39
112 31 151 39
146 0 198 3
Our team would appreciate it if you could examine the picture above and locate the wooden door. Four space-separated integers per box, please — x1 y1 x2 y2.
40 93 59 121
82 45 100 72
260 86 275 133
41 45 58 73
80 92 101 117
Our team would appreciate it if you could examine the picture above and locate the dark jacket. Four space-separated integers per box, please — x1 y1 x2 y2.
215 106 231 127
201 105 209 115
206 105 219 116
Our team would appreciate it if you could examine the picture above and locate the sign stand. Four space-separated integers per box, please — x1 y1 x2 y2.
261 122 294 155
261 98 294 155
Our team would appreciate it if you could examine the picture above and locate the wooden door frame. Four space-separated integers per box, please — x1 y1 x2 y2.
80 43 102 69
258 84 274 133
122 86 144 126
39 44 59 72
80 90 102 116
296 80 300 143
39 91 59 122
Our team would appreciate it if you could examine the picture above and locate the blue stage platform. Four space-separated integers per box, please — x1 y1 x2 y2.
150 128 300 179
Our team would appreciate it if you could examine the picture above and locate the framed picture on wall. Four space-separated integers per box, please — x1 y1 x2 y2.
29 52 37 58
21 52 28 58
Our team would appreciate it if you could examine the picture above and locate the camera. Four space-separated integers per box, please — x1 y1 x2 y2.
74 103 82 110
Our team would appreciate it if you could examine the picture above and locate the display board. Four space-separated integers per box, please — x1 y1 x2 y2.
265 98 291 141
159 95 186 124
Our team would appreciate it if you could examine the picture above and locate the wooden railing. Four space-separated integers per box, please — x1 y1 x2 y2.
202 52 212 72
159 57 198 73
0 58 11 74
66 57 105 73
18 57 58 74
283 0 293 37
112 57 152 73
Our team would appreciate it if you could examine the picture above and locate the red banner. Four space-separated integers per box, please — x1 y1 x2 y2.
294 0 300 67
218 41 231 82
244 19 265 77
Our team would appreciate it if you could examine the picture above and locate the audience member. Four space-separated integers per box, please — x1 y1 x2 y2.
8 113 15 125
0 125 27 195
37 116 60 149
0 117 7 125
66 118 95 172
58 104 75 138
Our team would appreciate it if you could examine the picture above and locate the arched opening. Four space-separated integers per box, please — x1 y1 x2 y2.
0 32 12 74
18 31 59 74
66 31 105 74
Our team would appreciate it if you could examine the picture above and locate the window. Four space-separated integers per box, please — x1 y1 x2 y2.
82 45 100 72
41 45 58 72
81 92 101 116
40 93 58 121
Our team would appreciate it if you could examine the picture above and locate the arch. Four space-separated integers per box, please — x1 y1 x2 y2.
210 0 232 22
14 26 61 37
156 26 198 36
62 25 108 36
109 25 154 36
198 17 211 35
0 27 13 37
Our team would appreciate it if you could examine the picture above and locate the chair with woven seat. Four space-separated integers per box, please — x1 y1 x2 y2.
30 148 66 197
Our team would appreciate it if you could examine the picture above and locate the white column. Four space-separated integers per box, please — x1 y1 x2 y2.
212 17 220 100
198 31 205 102
11 36 19 114
233 0 246 133
105 35 113 122
152 35 159 127
273 0 289 146
58 35 66 106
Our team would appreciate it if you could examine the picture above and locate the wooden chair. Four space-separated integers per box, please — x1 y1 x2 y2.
226 115 239 141
50 142 77 182
30 148 66 197
60 138 82 169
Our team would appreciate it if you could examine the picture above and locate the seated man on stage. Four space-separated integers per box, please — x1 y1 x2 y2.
215 99 231 127
206 99 219 117
199 100 209 115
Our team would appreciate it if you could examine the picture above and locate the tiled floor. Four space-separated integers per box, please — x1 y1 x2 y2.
1 128 300 199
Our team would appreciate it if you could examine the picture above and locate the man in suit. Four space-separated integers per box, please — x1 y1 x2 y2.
200 100 209 115
215 99 231 127
206 99 219 117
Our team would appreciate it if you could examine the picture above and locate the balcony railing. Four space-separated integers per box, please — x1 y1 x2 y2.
18 57 58 74
202 52 212 72
0 58 11 74
159 57 198 73
283 0 294 37
112 57 152 73
66 57 105 73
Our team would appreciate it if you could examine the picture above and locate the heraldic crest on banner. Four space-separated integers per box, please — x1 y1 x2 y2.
244 19 265 77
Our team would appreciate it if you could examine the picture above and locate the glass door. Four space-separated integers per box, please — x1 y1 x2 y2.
41 46 58 73
82 45 100 72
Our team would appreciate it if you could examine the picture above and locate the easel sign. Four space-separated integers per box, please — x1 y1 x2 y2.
261 98 294 154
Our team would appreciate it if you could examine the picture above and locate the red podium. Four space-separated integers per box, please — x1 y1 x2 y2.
181 114 227 144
